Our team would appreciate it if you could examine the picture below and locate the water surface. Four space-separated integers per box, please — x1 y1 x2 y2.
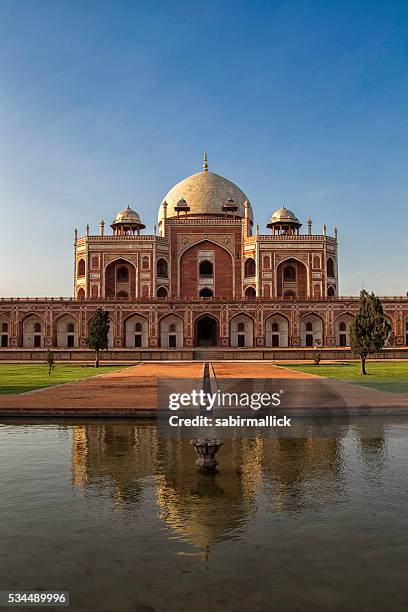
1 419 408 611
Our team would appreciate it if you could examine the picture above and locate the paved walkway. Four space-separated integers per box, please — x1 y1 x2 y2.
0 363 203 416
0 362 407 416
212 362 408 414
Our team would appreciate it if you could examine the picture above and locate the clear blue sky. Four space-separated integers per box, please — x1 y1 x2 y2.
0 0 407 296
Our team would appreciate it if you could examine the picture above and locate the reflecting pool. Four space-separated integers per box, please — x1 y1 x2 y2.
1 419 408 611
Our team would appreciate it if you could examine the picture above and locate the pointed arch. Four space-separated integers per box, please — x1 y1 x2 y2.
299 312 324 347
230 313 255 348
53 313 80 348
123 313 149 348
265 313 289 347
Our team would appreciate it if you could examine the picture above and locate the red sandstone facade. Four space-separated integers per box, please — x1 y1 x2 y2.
1 161 408 354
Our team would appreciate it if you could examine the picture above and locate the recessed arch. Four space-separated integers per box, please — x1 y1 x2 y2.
77 287 85 300
53 313 79 348
178 239 234 299
157 286 168 298
334 312 354 347
327 257 335 278
244 286 256 298
244 257 256 277
194 313 218 347
199 287 213 298
276 257 308 299
0 315 10 347
77 258 85 277
19 313 45 348
299 313 324 347
156 258 168 278
159 314 184 348
230 313 254 348
265 313 289 347
104 258 136 299
123 313 149 348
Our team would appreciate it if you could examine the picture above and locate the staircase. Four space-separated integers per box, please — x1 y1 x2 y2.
193 350 222 361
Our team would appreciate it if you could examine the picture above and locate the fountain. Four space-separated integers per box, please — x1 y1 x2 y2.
190 438 224 472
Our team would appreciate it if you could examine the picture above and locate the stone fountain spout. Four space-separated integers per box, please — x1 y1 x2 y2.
190 438 224 472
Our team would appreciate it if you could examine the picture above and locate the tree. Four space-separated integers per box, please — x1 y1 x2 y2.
46 349 55 376
87 308 110 367
350 290 391 375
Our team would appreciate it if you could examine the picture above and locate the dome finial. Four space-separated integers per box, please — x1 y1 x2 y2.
203 151 208 171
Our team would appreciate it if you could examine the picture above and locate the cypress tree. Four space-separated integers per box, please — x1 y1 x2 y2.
350 290 391 375
87 308 110 368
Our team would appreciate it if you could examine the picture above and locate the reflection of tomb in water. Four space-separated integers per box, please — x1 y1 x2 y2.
154 436 262 549
72 424 158 507
71 424 348 546
261 436 344 511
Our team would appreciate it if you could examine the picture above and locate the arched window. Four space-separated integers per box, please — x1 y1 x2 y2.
284 265 296 280
142 256 149 270
245 286 256 298
199 287 213 298
117 266 129 281
305 322 313 332
77 259 85 277
238 322 245 333
272 322 279 332
339 322 346 331
199 260 213 276
157 286 168 298
169 323 176 333
327 258 335 277
244 258 256 277
77 287 85 300
34 323 41 333
327 286 335 297
1 321 8 347
135 323 142 332
116 291 129 298
67 323 75 333
157 259 168 277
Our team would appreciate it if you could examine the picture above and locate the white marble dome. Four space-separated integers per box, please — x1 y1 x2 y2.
158 170 253 225
112 206 142 226
269 206 300 224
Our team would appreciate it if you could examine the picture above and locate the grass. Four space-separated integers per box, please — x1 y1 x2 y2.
281 361 408 393
0 364 127 394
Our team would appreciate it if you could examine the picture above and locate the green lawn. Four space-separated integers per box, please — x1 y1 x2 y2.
0 364 127 394
281 361 408 393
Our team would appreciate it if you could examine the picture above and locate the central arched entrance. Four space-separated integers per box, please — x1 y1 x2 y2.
196 316 218 347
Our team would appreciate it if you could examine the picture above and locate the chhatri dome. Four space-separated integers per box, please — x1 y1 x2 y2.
111 205 144 227
158 153 253 225
111 205 145 235
267 206 302 231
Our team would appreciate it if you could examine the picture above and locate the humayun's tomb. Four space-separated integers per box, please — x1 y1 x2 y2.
1 155 408 360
